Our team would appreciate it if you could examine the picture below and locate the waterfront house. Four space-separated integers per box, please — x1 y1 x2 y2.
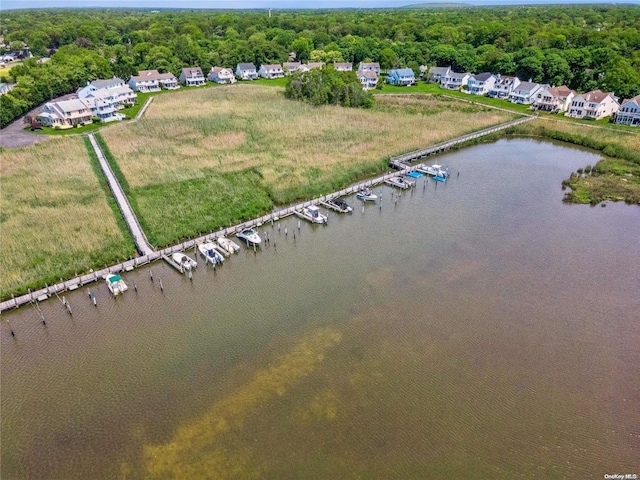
488 75 520 99
334 62 353 72
441 72 471 90
129 70 179 92
208 66 236 84
258 64 284 79
283 62 301 74
386 68 416 86
299 62 324 72
358 70 378 90
467 72 497 95
76 82 136 122
567 90 619 120
37 99 93 129
532 86 575 112
0 82 15 95
358 62 381 75
236 63 258 80
179 67 206 87
426 65 451 84
614 95 640 126
509 81 547 104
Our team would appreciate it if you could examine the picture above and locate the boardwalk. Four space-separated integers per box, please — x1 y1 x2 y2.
87 133 155 256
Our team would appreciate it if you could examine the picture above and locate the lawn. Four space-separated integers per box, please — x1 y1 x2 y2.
0 137 136 299
100 84 515 246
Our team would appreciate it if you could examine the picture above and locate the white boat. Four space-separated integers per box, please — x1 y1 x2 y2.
217 236 241 254
324 197 353 213
384 176 414 189
199 242 224 264
297 205 328 224
356 187 377 202
104 273 128 296
237 228 262 246
418 164 449 179
172 252 198 270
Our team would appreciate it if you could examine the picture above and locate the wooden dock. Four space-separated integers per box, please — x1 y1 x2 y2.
388 115 536 170
1 116 536 314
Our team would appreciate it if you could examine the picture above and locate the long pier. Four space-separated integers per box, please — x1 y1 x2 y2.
88 133 154 256
388 115 536 169
2 116 537 313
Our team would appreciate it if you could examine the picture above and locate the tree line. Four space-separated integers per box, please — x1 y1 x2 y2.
1 5 638 127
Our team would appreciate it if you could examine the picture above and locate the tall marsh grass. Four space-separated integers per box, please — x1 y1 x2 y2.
100 85 514 246
0 137 135 298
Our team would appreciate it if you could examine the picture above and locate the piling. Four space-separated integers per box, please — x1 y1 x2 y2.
92 293 97 306
150 268 154 282
159 279 164 292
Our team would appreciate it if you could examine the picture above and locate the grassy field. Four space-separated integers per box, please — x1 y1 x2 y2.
508 118 640 204
100 84 515 246
0 137 136 299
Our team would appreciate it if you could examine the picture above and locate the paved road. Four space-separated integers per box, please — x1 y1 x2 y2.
0 116 50 148
87 133 155 256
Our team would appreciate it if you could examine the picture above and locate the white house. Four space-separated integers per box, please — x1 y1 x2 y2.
467 72 496 95
283 62 301 74
76 81 136 122
615 95 640 126
532 86 576 112
488 75 520 99
426 65 451 84
567 90 620 120
129 70 179 92
509 81 548 104
37 99 93 129
179 67 206 87
334 62 353 72
357 62 380 75
208 66 236 84
0 82 15 95
299 62 324 72
258 64 284 79
236 63 258 80
441 72 471 90
358 70 378 90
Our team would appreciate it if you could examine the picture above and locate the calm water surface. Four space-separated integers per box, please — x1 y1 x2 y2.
2 139 639 479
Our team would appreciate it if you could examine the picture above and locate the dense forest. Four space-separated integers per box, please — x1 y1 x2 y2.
1 5 639 127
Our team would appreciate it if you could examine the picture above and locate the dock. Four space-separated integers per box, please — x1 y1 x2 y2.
162 254 184 273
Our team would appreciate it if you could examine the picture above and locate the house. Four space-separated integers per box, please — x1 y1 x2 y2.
129 70 179 92
179 67 206 87
80 96 125 123
75 81 136 122
299 62 324 72
0 82 14 95
358 70 378 90
567 90 619 120
90 77 126 90
614 95 640 126
283 62 301 74
236 63 258 80
258 64 284 79
441 72 471 90
334 62 353 72
467 72 497 95
488 75 520 99
208 66 236 84
358 62 380 75
509 81 548 104
532 86 576 112
426 65 451 84
386 68 416 86
37 99 93 129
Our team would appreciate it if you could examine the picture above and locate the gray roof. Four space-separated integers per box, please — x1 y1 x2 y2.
515 81 541 92
91 78 124 89
449 72 470 80
471 72 493 82
429 66 450 75
237 63 256 70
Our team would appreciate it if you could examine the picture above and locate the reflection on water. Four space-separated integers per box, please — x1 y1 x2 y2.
2 139 639 479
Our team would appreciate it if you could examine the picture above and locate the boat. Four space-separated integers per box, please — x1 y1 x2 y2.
296 205 328 224
237 228 262 246
198 242 225 264
217 236 241 254
384 176 414 189
323 197 353 213
418 163 449 180
356 187 377 202
172 252 198 270
104 273 128 296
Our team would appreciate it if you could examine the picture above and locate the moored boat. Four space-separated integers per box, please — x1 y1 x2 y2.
384 176 414 189
296 205 328 224
324 197 353 213
237 228 262 246
217 236 241 254
198 242 225 264
104 273 128 296
172 252 198 270
356 187 377 202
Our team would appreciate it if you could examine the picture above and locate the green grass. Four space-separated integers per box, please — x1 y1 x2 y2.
252 77 289 87
29 122 105 136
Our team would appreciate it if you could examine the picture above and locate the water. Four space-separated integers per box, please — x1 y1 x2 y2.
2 138 639 479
